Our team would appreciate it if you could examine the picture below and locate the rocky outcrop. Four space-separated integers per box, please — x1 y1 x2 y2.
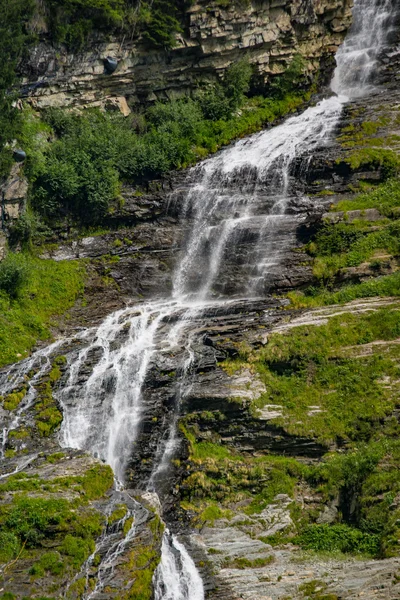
20 0 353 111
0 163 28 224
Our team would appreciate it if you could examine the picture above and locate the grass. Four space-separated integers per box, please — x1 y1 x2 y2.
221 555 275 569
180 301 400 558
287 271 400 308
332 178 400 216
286 177 400 307
0 253 85 367
252 308 400 443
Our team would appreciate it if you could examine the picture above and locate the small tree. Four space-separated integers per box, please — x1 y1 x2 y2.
0 253 28 299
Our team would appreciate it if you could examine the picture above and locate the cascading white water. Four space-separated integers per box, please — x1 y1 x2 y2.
332 0 395 99
172 96 343 300
153 532 204 600
0 0 395 597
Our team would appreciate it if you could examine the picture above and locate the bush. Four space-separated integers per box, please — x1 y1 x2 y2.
139 0 183 48
0 253 28 298
46 0 125 49
146 99 203 139
297 523 380 556
197 85 233 121
342 148 400 179
2 496 69 547
8 212 52 249
223 58 253 111
197 60 252 120
0 531 20 562
270 54 306 99
27 78 307 224
60 534 94 567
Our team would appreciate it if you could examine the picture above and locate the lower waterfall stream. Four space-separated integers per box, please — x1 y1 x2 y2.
0 0 396 597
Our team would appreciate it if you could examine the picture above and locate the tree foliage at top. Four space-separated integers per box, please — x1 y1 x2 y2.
46 0 126 49
44 0 185 49
0 0 35 177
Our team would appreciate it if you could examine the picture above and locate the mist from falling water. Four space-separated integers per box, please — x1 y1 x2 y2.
0 0 396 598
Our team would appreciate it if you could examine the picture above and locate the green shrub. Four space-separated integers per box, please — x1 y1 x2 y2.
342 148 400 179
146 99 203 139
29 551 64 576
197 85 237 121
0 531 20 562
222 58 253 111
297 523 380 556
25 77 308 225
0 253 28 298
197 60 252 120
8 212 52 249
270 54 306 99
60 534 94 567
46 0 125 49
139 0 183 48
2 496 69 547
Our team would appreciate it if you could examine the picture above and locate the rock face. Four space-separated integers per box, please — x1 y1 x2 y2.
20 0 353 110
0 163 28 223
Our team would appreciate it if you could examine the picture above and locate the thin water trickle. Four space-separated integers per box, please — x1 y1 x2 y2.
0 0 395 597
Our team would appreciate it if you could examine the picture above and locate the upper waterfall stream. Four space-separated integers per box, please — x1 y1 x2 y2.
0 0 396 597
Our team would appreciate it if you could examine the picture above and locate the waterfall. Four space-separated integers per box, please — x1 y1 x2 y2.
153 532 204 600
0 0 395 598
332 0 396 98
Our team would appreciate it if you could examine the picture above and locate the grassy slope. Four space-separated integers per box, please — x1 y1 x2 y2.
0 255 85 367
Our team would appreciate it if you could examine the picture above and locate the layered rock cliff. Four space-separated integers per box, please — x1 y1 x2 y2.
21 0 352 111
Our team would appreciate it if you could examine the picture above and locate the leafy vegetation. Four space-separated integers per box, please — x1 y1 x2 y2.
180 298 400 559
252 307 400 443
308 219 400 285
122 514 164 600
296 523 380 555
44 0 185 50
0 253 28 298
341 148 400 179
0 0 35 177
333 177 400 216
26 61 307 224
286 176 400 307
46 0 126 49
287 271 400 308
